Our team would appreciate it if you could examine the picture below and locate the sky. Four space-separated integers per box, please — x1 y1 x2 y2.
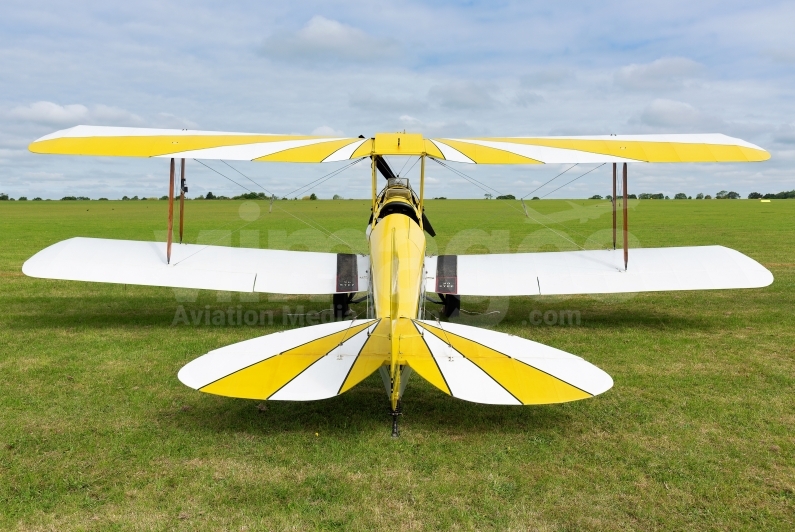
1 0 793 200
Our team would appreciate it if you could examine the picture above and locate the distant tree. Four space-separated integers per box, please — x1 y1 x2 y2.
665 195 670 200
122 195 130 200
696 193 704 199
674 193 687 200
484 193 492 200
726 191 740 199
496 194 515 200
705 194 712 199
433 197 447 200
628 194 637 199
309 193 318 200
716 190 728 199
131 196 139 200
773 190 795 199
748 192 763 199
18 196 27 201
98 198 108 201
606 194 613 201
33 197 42 201
61 196 77 201
282 197 288 200
160 195 168 200
589 194 603 200
333 194 342 200
205 191 216 200
77 196 90 200
0 193 8 201
531 196 540 200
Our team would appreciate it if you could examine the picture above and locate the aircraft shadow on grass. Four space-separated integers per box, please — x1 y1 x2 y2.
163 375 579 437
10 294 720 332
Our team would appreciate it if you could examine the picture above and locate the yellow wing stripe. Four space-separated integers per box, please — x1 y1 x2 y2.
435 139 542 164
415 322 592 404
29 135 324 158
338 320 387 394
466 137 770 163
255 139 364 163
200 321 373 399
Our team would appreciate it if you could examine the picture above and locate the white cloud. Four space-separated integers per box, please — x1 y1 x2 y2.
428 81 495 110
311 125 345 136
8 101 144 126
638 98 724 131
615 57 703 91
261 16 398 63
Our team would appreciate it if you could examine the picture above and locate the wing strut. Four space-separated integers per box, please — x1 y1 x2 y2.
167 158 175 264
623 163 628 270
612 163 617 250
179 158 186 243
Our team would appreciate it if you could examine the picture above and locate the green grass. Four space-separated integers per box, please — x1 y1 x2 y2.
1 198 793 531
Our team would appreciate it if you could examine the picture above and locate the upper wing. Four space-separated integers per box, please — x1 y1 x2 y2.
28 125 371 162
23 237 369 294
429 134 770 164
425 246 773 296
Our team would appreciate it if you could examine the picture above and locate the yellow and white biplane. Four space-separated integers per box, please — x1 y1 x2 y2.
24 126 773 435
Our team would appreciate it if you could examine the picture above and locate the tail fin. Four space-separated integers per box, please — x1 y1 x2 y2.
178 319 385 401
406 320 613 405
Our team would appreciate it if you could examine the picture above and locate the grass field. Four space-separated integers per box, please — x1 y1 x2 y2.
1 197 794 531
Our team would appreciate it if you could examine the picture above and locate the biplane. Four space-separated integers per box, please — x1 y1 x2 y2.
24 126 773 436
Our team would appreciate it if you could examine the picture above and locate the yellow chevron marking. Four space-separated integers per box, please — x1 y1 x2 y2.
436 139 542 164
28 135 331 158
468 138 770 163
416 322 591 404
200 321 373 399
424 139 444 159
255 139 362 162
338 320 388 394
402 321 450 395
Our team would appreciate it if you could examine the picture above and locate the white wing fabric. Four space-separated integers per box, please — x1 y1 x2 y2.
28 125 370 162
425 246 773 296
23 237 369 294
429 134 770 164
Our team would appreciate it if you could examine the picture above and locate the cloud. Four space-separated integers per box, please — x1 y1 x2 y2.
349 93 427 114
8 101 144 126
311 125 345 136
615 57 703 91
640 99 700 127
260 16 398 63
428 81 495 110
638 98 723 131
522 67 572 87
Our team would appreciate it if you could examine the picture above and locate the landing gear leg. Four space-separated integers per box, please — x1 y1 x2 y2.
390 400 402 438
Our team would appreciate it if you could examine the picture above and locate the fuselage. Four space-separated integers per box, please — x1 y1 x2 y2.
368 182 426 321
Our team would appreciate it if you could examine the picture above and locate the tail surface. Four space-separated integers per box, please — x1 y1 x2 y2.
179 317 612 406
406 320 613 405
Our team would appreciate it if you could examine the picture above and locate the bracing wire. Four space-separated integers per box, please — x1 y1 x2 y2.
184 158 366 257
538 163 606 199
521 164 578 199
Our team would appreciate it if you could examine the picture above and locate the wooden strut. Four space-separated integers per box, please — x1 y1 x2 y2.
612 163 617 250
167 158 175 264
623 162 628 271
179 158 185 243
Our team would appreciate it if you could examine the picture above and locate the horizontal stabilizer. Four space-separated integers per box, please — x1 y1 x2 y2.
23 237 369 294
411 320 612 405
179 319 382 400
426 246 773 296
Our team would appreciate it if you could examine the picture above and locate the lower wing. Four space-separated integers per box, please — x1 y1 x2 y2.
23 237 368 294
425 246 773 296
